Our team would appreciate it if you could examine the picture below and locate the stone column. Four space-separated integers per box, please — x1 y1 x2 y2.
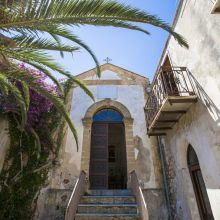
124 117 136 186
81 118 92 176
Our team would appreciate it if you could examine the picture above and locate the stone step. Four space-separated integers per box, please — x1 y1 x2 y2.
75 213 140 220
86 189 132 196
80 195 136 204
77 203 138 214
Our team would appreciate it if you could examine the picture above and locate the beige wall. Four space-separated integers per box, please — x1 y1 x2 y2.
158 0 220 219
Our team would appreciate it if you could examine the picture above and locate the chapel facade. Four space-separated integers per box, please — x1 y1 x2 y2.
33 63 167 220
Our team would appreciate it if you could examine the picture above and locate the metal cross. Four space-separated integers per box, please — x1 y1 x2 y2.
104 57 112 63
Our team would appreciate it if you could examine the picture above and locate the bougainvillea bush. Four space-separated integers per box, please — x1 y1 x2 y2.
1 63 57 127
0 64 64 220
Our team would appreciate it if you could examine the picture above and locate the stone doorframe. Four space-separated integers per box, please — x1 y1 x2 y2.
80 99 136 183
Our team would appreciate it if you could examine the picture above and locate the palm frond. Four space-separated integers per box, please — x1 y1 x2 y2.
28 26 101 76
1 45 96 104
0 72 27 128
0 83 9 96
69 77 95 101
23 61 64 95
1 46 70 77
22 25 101 76
0 0 190 152
29 126 41 159
20 80 30 110
13 34 80 52
6 67 79 150
34 86 78 150
0 0 188 48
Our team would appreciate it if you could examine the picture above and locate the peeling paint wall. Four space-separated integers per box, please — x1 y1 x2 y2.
165 0 220 109
159 0 220 219
60 83 157 188
162 101 220 219
36 66 167 219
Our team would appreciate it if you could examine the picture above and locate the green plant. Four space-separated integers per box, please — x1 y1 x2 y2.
0 68 68 220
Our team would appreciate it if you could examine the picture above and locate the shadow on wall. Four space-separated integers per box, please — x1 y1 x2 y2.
134 135 151 184
189 70 220 123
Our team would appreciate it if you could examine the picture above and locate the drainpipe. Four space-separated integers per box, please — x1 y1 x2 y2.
157 136 172 220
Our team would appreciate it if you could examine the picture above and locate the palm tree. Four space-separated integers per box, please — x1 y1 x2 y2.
0 0 188 148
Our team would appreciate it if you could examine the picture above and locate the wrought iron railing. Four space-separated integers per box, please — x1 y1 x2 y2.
145 67 196 127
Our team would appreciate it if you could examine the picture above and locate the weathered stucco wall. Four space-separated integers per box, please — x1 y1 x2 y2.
60 83 157 189
162 101 220 220
35 189 72 220
159 0 220 219
165 0 220 109
0 116 10 172
36 66 166 219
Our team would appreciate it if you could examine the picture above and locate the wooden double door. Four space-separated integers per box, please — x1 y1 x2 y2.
89 122 127 189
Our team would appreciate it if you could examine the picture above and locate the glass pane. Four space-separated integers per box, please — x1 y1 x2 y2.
196 170 214 218
188 145 199 166
93 109 123 122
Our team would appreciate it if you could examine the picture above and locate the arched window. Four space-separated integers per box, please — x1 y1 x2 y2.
93 108 123 122
187 145 214 220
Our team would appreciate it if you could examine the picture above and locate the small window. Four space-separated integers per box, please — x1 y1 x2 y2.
93 109 123 122
211 0 220 13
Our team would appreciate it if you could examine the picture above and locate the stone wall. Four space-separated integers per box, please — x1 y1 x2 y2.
34 188 72 220
142 189 168 220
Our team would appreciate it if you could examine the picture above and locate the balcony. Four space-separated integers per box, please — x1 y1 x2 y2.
145 67 197 136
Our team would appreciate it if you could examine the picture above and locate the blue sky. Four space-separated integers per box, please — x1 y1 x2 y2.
51 0 179 81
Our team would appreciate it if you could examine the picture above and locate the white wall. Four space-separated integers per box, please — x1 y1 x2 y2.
161 0 220 219
163 101 220 219
61 83 157 189
167 0 220 109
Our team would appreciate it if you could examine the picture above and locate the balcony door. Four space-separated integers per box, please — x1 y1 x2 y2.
161 56 179 95
187 145 214 220
89 109 127 189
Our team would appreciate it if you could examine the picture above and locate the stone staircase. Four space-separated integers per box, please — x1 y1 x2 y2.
75 189 140 220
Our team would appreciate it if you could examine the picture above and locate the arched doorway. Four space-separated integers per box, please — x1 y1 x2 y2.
187 145 214 220
89 108 127 189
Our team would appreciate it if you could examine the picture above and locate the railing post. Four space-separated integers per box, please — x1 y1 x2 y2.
130 171 149 220
65 171 87 220
145 66 197 131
